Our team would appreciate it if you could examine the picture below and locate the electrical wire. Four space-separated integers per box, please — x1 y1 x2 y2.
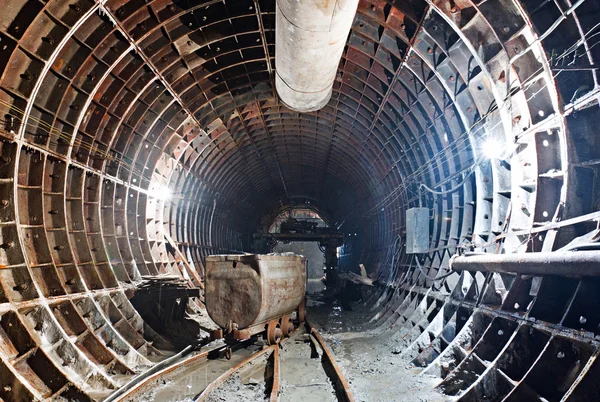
1 0 595 234
395 254 414 287
0 99 242 211
350 6 599 222
387 235 403 287
419 166 476 195
505 0 586 113
376 234 403 286
0 99 223 187
414 255 456 281
359 59 556 219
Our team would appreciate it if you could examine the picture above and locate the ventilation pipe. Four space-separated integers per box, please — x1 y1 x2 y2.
275 0 359 112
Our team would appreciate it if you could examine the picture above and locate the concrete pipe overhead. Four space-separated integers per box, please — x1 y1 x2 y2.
275 0 359 112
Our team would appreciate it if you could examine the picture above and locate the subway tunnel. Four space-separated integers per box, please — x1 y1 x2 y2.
0 0 599 400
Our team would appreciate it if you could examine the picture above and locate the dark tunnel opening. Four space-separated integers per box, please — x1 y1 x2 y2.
0 0 599 400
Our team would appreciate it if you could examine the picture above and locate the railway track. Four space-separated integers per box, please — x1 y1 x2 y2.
108 320 354 402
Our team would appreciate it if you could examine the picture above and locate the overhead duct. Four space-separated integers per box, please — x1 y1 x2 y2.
275 0 359 112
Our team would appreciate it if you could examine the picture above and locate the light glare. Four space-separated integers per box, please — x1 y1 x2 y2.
149 183 172 201
482 139 504 159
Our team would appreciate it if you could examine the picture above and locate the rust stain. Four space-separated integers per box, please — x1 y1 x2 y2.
53 58 64 70
315 0 334 12
205 254 306 331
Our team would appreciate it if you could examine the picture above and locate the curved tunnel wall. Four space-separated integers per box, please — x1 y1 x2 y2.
0 0 598 400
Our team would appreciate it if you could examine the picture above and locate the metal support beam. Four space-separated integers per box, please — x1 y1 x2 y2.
253 232 344 244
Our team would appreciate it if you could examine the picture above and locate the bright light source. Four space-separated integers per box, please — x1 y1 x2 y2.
148 183 172 201
482 139 505 159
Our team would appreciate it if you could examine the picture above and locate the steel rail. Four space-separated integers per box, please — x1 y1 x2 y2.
110 320 351 402
194 345 278 401
270 345 281 402
109 343 226 402
194 325 303 401
305 318 355 402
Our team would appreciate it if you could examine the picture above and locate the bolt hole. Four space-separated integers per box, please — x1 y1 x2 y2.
232 261 237 268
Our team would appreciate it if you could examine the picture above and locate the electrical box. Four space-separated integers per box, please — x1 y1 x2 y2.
406 207 429 254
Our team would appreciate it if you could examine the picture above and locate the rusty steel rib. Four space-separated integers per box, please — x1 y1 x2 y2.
305 318 355 402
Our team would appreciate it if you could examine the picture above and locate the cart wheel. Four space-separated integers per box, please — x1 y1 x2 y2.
224 346 232 360
266 320 281 345
280 315 294 337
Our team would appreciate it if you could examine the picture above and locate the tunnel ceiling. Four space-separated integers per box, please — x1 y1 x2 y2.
0 0 598 247
0 0 599 400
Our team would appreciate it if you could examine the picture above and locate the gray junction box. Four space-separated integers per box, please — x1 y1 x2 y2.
406 207 430 254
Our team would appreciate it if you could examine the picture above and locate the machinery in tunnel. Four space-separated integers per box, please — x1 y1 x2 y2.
0 0 598 400
252 205 346 295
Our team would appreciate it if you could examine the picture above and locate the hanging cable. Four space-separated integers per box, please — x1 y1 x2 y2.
415 255 455 281
419 168 475 195
208 196 218 247
386 235 403 287
395 254 414 286
377 234 402 285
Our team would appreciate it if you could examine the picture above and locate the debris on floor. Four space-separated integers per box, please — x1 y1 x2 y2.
307 294 451 402
203 373 267 402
